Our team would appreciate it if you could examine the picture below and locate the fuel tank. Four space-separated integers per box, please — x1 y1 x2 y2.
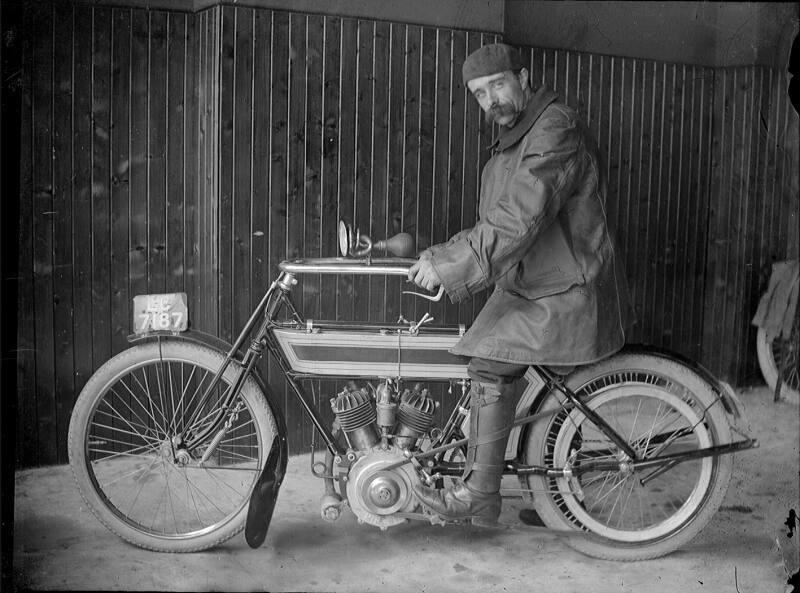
272 322 470 379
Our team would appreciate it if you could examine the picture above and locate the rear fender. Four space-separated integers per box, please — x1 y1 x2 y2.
509 344 744 460
619 344 744 420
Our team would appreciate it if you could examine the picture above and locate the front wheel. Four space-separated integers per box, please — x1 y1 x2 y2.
524 353 733 560
68 341 278 552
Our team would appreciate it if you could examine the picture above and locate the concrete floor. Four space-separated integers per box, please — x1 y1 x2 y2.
11 386 800 593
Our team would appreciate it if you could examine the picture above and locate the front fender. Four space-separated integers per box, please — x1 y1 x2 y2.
128 329 247 363
128 329 289 547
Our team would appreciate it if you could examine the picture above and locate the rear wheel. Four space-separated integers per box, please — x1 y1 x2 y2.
68 341 277 552
524 353 733 560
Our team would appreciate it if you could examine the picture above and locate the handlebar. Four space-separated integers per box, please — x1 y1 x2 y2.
279 257 417 276
278 257 445 302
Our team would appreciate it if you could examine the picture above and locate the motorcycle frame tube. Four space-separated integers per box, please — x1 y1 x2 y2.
536 365 639 460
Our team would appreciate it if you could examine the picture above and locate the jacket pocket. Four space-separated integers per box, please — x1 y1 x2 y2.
502 221 585 299
505 266 585 299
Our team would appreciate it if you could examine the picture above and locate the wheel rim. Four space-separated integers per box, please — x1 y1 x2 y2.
547 381 715 543
83 356 263 540
770 321 799 391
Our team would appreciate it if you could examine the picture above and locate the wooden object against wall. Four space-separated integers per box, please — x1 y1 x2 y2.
14 2 799 467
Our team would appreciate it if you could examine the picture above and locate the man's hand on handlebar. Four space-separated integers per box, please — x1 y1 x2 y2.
408 252 442 292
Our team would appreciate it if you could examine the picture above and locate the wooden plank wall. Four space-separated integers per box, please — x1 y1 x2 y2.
703 67 800 384
16 3 200 467
15 2 799 466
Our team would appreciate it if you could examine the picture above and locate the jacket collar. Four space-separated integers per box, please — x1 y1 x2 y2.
489 85 559 152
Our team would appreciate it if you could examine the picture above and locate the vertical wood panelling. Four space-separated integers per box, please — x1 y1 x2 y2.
352 19 373 324
319 16 340 324
384 22 406 323
71 3 94 444
367 20 390 325
148 13 168 294
91 8 112 372
200 7 220 335
15 4 799 465
303 14 325 320
217 6 234 342
53 2 77 462
110 9 132 360
337 18 357 323
16 3 201 466
250 8 271 319
17 3 38 467
400 24 421 321
166 12 189 296
31 5 57 465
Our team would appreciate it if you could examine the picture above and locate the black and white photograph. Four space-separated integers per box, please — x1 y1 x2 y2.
1 1 798 591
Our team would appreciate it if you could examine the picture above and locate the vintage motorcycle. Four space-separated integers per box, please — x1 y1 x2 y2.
68 221 758 561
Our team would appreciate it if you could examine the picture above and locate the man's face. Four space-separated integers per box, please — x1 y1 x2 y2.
467 68 529 128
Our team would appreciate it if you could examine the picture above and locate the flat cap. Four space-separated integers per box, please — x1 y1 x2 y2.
462 43 525 86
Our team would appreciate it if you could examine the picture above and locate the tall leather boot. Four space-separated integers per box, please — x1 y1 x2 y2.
413 380 518 526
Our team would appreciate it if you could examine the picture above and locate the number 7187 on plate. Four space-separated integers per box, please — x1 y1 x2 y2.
132 293 189 334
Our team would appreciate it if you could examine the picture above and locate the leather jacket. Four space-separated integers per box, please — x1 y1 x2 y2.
429 85 633 365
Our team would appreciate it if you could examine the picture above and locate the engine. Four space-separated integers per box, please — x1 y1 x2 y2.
325 381 438 529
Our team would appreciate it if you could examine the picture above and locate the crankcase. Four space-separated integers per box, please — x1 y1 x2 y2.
345 448 421 529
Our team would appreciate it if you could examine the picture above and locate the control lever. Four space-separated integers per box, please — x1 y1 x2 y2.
409 312 434 333
402 285 445 302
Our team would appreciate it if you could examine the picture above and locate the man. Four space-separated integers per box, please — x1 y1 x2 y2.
408 43 632 526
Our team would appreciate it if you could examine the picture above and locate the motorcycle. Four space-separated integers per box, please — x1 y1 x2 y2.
67 221 758 560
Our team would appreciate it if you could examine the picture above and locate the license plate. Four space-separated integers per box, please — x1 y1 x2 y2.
133 293 189 334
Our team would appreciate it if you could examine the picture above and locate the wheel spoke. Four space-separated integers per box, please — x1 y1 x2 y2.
89 419 160 444
96 393 165 442
104 385 164 437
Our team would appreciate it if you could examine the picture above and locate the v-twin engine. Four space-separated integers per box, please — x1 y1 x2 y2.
325 381 439 529
332 381 437 451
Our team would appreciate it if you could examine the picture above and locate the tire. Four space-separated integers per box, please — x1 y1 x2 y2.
524 353 733 561
68 341 277 552
756 324 799 405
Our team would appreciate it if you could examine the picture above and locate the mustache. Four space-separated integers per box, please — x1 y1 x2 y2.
484 102 518 125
